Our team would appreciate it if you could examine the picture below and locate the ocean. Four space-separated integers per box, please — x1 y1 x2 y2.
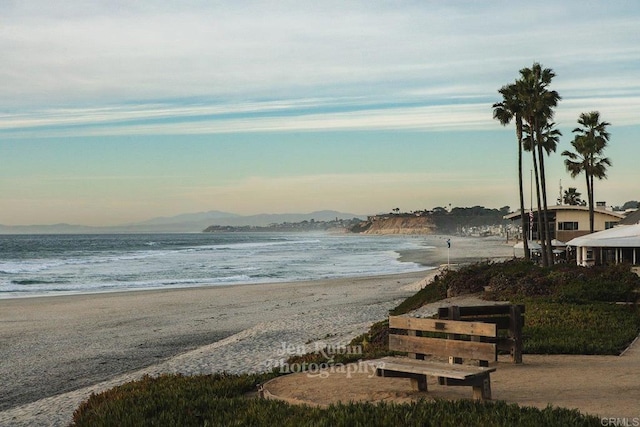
0 232 432 299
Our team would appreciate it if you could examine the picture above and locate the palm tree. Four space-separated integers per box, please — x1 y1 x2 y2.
559 187 585 206
493 82 530 259
535 121 562 156
562 111 611 233
518 63 561 266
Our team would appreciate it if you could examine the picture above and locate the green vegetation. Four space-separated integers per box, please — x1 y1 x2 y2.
331 260 640 358
417 260 640 355
559 187 586 206
72 373 600 426
390 274 448 315
71 260 639 425
428 205 510 233
524 302 640 354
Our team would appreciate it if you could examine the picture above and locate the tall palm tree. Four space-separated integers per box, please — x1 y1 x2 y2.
562 111 611 233
493 82 530 260
518 63 561 266
536 121 562 156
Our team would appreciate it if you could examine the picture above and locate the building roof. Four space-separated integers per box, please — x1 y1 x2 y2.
619 209 640 225
504 205 625 221
566 224 640 248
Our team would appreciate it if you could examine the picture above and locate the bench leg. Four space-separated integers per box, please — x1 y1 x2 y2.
410 375 428 392
378 369 428 392
472 376 492 400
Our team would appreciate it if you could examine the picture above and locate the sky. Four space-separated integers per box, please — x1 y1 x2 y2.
1 1 639 226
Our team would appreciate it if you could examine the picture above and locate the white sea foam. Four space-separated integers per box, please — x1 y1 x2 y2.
0 232 432 298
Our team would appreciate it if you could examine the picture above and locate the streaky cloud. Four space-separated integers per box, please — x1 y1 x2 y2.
2 94 639 139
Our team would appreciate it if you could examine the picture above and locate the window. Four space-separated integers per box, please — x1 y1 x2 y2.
558 221 578 231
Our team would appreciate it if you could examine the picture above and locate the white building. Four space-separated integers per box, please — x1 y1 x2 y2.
566 223 640 267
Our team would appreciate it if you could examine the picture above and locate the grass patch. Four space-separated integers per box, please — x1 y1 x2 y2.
523 301 640 354
72 374 600 426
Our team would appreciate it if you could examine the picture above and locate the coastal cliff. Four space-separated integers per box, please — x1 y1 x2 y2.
349 206 511 235
350 215 436 235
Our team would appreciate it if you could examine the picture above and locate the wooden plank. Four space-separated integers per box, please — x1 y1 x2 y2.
367 357 495 380
389 316 497 338
411 376 428 391
438 304 525 317
378 365 472 381
447 306 462 365
472 334 489 367
509 304 523 364
407 328 419 360
389 334 497 362
497 338 516 352
460 316 524 330
456 316 512 330
473 376 492 400
370 356 496 373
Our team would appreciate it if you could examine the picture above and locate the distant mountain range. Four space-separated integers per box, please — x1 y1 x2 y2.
0 210 363 234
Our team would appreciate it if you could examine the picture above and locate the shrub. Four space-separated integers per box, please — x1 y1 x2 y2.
71 372 277 426
464 260 640 304
390 275 447 315
72 374 601 426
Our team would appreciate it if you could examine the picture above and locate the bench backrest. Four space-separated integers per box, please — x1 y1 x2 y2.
437 304 525 330
388 316 497 363
437 304 524 364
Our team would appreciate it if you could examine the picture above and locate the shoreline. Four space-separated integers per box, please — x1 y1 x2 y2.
0 234 513 301
0 235 514 426
0 269 431 302
0 271 426 424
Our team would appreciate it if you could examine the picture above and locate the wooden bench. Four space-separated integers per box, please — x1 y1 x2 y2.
367 315 497 400
438 304 524 363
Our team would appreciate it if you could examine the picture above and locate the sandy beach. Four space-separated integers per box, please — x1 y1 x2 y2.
0 236 517 426
0 271 430 426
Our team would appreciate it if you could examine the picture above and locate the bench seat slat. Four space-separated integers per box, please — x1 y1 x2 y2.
366 356 495 380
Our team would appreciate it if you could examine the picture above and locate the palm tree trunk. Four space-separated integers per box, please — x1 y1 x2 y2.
531 146 548 267
516 118 530 260
585 171 593 233
533 118 550 266
588 174 595 233
536 134 554 265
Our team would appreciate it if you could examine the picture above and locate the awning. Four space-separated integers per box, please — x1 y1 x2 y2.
566 224 640 248
513 241 541 250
